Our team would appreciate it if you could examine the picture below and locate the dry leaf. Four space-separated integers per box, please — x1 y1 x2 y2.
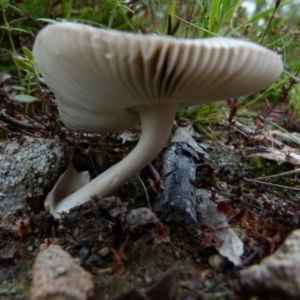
198 198 244 266
146 266 179 300
243 146 300 166
171 125 206 157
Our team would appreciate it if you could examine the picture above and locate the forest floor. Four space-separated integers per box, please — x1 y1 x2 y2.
1 82 300 300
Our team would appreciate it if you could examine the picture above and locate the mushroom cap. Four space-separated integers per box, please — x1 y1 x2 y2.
33 22 283 133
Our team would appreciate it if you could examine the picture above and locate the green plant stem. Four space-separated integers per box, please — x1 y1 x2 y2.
1 5 23 86
260 4 278 44
66 0 73 20
148 0 158 32
108 0 117 28
32 65 47 115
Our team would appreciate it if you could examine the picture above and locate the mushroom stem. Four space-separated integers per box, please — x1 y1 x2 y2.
53 102 179 216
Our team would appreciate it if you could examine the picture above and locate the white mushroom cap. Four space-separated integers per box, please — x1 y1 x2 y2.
33 22 283 216
33 22 282 133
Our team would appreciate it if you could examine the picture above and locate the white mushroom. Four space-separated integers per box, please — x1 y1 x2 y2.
33 22 283 216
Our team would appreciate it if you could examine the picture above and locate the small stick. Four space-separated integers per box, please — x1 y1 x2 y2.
0 111 36 130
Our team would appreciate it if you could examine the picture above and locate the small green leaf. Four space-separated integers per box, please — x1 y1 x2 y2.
246 0 291 24
11 85 26 91
7 3 24 14
38 77 46 84
14 95 39 103
13 56 34 73
0 0 9 8
1 25 29 34
22 46 34 61
36 18 60 24
11 27 29 34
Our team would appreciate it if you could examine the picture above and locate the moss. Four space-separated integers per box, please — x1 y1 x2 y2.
249 157 296 186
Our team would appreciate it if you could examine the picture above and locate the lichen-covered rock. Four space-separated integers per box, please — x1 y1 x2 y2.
0 136 68 220
240 229 300 299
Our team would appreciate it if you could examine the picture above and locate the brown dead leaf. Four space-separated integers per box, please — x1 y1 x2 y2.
111 254 125 278
112 289 147 300
198 198 244 266
242 146 300 166
171 124 206 157
146 266 179 300
151 222 170 243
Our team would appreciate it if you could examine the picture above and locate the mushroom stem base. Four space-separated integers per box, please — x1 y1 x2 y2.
51 102 179 217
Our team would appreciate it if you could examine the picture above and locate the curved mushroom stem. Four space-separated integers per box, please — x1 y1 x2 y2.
52 102 179 217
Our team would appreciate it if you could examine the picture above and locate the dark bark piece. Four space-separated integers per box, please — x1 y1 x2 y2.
112 288 147 300
155 142 199 225
112 266 179 300
146 266 179 300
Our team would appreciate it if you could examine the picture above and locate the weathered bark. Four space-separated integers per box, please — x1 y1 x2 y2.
155 142 199 225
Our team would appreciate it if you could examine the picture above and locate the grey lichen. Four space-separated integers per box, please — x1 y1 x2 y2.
0 136 68 220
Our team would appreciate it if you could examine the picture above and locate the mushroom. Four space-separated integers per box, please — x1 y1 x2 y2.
33 22 283 216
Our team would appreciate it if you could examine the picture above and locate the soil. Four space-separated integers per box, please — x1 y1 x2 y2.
1 89 300 299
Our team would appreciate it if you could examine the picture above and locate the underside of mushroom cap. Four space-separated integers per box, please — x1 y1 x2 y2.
33 22 283 133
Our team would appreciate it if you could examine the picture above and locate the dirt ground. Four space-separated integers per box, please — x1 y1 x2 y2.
1 89 300 299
